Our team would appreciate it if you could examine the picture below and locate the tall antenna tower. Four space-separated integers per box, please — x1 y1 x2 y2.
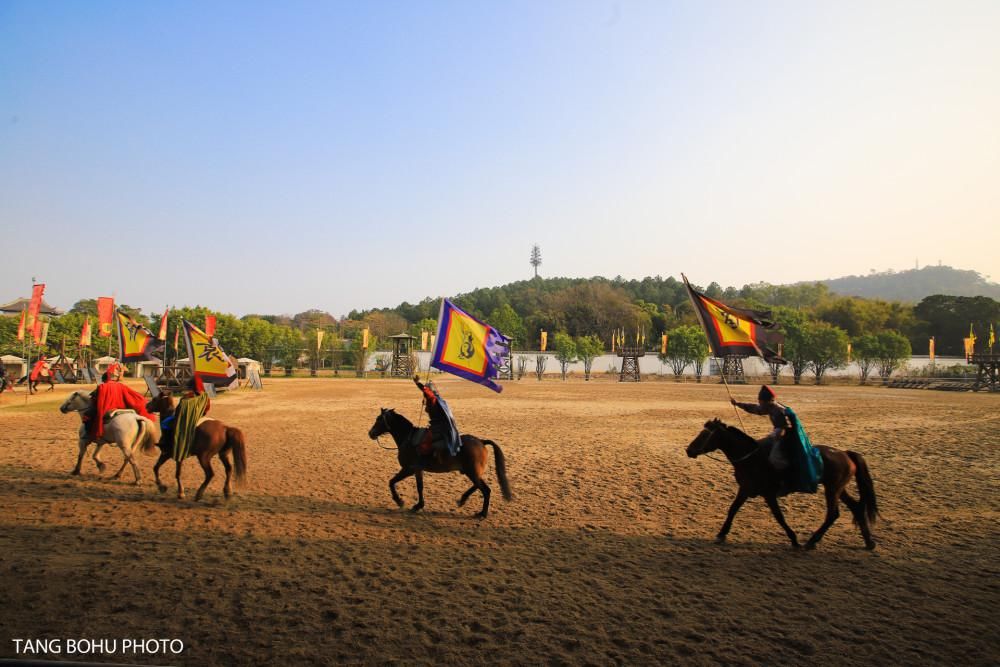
530 244 542 278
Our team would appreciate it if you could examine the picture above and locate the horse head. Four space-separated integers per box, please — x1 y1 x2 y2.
59 391 92 414
686 418 725 458
146 390 174 415
368 408 395 440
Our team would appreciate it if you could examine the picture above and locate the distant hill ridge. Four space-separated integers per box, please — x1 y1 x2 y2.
810 265 1000 302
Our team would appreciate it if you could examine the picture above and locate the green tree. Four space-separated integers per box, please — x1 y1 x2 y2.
660 325 708 379
775 307 812 384
852 334 880 385
552 332 577 380
875 330 912 382
575 334 604 381
807 321 849 384
488 304 527 349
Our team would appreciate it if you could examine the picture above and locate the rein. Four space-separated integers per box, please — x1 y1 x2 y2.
700 426 761 465
374 412 408 451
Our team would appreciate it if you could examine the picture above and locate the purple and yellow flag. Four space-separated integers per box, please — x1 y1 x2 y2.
430 299 511 393
115 310 162 362
683 275 785 363
182 319 237 387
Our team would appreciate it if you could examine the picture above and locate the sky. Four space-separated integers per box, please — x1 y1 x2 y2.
2 0 998 317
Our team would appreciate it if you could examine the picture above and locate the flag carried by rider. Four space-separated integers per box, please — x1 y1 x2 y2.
181 319 237 387
682 274 785 364
429 298 511 393
116 310 163 362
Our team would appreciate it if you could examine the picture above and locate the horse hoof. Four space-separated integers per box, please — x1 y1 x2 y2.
96 463 107 473
409 505 423 514
791 542 802 550
475 512 488 520
714 536 727 545
805 541 817 551
393 499 404 508
70 470 81 476
157 485 167 494
865 540 877 551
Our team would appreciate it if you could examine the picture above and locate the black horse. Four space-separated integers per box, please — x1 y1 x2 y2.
368 408 512 518
686 418 878 550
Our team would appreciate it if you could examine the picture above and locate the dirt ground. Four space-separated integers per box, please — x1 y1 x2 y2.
0 377 997 666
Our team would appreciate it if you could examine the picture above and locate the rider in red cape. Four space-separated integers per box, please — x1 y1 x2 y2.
85 364 154 439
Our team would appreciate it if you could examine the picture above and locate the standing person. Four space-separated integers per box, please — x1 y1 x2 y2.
413 376 460 462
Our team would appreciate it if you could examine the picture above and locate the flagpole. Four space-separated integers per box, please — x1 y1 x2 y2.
682 274 746 429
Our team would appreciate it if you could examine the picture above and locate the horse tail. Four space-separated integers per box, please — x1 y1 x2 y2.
482 440 512 501
847 451 879 525
227 427 248 486
138 417 160 455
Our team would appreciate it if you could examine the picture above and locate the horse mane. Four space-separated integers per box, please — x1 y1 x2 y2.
385 408 414 431
716 420 758 447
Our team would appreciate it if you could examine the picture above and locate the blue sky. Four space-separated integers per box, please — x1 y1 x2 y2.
2 1 998 316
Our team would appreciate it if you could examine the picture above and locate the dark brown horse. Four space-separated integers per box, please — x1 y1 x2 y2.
145 391 247 501
367 408 512 518
686 418 878 550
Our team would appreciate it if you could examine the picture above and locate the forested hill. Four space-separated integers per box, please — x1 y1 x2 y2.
817 266 1000 302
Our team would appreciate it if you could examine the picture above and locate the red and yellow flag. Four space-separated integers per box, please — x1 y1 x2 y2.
182 319 236 387
16 308 26 341
38 319 49 346
158 308 169 341
115 310 161 362
28 284 45 322
683 275 785 363
80 317 92 347
97 297 115 337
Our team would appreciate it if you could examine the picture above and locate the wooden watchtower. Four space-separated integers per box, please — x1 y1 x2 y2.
617 344 644 382
720 355 748 384
389 333 417 378
969 352 999 392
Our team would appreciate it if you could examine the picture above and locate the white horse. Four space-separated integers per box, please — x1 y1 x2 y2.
59 390 161 485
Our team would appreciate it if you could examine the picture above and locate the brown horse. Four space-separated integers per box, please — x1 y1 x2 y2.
145 391 247 501
686 418 878 550
367 408 512 518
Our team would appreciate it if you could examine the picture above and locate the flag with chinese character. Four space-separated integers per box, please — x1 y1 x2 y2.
16 308 26 341
80 317 92 347
182 319 237 387
683 275 785 363
115 310 162 362
98 297 115 337
429 299 511 393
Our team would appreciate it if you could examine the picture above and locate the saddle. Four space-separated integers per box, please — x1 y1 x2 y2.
409 428 446 459
105 409 137 421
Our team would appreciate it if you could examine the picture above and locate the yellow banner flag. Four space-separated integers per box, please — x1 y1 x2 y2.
362 328 370 350
115 310 161 362
39 320 49 346
316 329 325 352
182 319 237 386
661 334 668 355
929 337 935 362
540 330 547 352
421 330 429 351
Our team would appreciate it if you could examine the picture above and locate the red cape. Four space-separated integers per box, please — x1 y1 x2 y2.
92 381 154 438
30 360 48 381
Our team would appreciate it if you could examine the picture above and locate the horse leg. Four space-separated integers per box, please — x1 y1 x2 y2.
110 445 131 481
388 469 412 508
839 492 876 550
72 439 88 476
219 450 233 499
176 458 186 499
410 471 425 513
764 494 801 549
716 489 749 544
471 474 492 519
92 443 107 473
194 453 214 502
457 485 478 507
805 486 842 550
153 452 171 493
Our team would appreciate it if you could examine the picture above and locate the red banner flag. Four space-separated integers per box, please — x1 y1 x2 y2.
205 315 217 338
159 308 169 340
97 297 115 337
80 317 92 347
28 284 45 320
16 308 26 341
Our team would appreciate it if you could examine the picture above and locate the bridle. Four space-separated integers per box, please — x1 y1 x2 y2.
373 410 406 451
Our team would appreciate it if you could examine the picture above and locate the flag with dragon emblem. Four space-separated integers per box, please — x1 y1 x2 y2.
115 310 162 362
182 319 237 387
429 298 510 393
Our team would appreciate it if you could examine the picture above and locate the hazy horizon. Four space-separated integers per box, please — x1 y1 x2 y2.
3 1 998 317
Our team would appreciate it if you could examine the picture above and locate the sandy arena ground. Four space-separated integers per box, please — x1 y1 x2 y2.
0 377 997 665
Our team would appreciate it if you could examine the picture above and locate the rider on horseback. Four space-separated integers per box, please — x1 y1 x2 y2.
732 385 823 493
414 375 460 463
82 363 153 439
731 385 791 472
